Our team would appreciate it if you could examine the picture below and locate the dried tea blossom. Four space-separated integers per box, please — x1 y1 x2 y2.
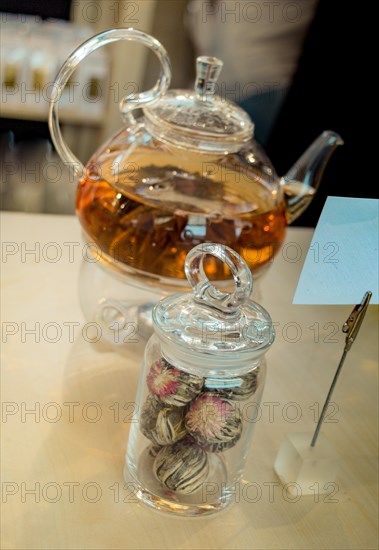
205 368 260 401
153 440 209 495
140 394 186 445
185 393 242 452
147 358 203 406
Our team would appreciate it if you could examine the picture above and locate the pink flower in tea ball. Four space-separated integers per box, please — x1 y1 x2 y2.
147 359 181 398
186 394 235 440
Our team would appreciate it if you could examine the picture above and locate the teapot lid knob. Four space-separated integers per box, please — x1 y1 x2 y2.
144 54 254 151
195 56 223 101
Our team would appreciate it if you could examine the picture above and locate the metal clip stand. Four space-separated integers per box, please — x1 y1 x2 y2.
274 291 372 495
310 291 372 447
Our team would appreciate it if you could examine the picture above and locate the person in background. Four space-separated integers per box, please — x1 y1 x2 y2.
187 0 375 227
267 0 375 225
186 0 318 145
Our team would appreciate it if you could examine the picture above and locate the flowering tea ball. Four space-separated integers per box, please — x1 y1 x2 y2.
140 394 186 446
153 440 209 494
147 357 203 406
186 393 242 452
205 368 260 401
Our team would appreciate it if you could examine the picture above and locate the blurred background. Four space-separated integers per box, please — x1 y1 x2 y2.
0 1 373 223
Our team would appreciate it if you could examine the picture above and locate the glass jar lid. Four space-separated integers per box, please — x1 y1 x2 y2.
153 243 275 376
144 57 254 152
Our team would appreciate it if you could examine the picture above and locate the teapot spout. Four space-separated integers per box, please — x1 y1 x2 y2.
282 130 344 224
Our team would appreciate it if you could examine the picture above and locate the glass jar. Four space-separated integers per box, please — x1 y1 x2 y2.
124 243 275 515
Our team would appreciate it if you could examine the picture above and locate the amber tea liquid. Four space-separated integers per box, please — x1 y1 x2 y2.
77 174 287 283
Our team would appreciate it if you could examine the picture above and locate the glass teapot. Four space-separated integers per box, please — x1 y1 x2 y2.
49 29 342 334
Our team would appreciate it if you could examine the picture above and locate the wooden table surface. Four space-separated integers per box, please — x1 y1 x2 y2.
1 212 378 550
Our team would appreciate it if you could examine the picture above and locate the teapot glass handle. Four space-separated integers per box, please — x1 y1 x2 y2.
48 28 171 178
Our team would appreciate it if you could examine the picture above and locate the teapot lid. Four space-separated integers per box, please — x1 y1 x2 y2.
144 57 254 153
153 243 274 377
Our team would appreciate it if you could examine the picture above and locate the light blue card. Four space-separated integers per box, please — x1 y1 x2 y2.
293 197 378 304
